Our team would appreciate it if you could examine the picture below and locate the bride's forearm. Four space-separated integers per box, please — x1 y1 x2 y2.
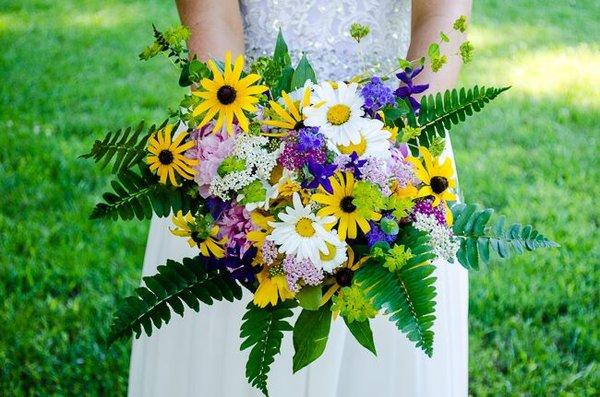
407 0 472 93
175 0 245 61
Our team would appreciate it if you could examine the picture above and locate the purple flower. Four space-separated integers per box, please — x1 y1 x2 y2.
345 152 367 178
411 198 447 226
394 66 429 112
297 127 324 151
365 221 397 248
361 76 395 116
303 159 337 193
282 255 324 293
279 130 326 170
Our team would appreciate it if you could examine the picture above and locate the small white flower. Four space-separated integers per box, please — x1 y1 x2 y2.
267 193 339 264
413 212 460 261
303 81 365 146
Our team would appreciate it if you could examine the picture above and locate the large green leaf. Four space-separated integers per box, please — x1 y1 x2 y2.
295 285 322 310
90 168 200 220
272 28 291 67
354 227 437 356
107 256 242 345
409 86 510 149
290 55 317 91
451 203 559 270
240 301 296 396
344 318 376 356
81 120 168 174
292 302 332 372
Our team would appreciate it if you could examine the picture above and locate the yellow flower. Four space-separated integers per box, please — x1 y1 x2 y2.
263 87 311 131
321 247 369 304
170 211 227 258
312 172 382 240
246 211 274 249
253 266 294 308
147 124 198 185
407 146 457 207
192 52 267 134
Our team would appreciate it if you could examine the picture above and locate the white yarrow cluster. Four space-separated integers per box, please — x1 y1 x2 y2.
413 212 460 262
209 135 282 200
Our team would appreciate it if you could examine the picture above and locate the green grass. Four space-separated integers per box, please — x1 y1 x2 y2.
0 0 598 395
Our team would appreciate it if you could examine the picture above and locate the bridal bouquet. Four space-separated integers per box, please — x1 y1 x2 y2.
84 20 557 395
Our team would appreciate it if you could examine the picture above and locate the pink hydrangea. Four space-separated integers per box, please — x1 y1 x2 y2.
217 203 255 257
186 121 239 197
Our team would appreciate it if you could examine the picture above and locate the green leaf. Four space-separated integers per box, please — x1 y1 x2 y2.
428 43 440 58
107 257 242 345
290 55 317 91
273 28 291 67
295 285 322 311
451 203 559 270
344 318 376 356
354 227 437 356
272 66 294 100
292 302 332 372
410 86 510 149
240 301 296 396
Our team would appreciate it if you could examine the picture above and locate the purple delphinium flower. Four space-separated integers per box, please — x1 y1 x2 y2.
394 66 429 112
297 127 324 151
365 220 397 248
222 246 259 284
411 198 447 226
345 152 367 178
361 76 396 116
303 159 337 193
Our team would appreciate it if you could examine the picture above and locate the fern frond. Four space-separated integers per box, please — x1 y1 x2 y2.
82 120 168 174
107 256 242 346
411 86 510 148
90 168 199 220
354 227 437 356
451 203 559 270
240 301 296 396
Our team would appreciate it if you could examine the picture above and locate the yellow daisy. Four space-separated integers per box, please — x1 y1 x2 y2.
263 87 311 132
253 265 295 308
147 124 198 186
406 146 457 207
312 172 382 240
170 211 227 258
192 52 267 134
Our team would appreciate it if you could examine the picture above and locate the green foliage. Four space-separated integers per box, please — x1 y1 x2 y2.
344 317 377 355
292 302 332 373
240 301 296 396
81 121 166 174
295 285 322 310
355 227 437 356
410 86 510 149
108 256 242 345
349 23 370 42
290 55 317 91
90 168 199 220
452 203 559 270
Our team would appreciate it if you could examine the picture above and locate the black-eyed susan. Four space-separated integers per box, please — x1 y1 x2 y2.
263 87 311 131
406 146 457 207
321 247 369 304
147 124 198 185
253 264 294 308
170 211 227 258
192 52 267 134
312 172 382 240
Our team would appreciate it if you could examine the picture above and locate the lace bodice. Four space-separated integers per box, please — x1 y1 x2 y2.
240 0 411 81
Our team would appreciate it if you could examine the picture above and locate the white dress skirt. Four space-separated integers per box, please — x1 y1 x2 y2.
128 1 468 396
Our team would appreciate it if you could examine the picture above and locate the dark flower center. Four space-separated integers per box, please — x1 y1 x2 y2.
216 85 237 105
430 176 449 194
158 149 174 165
335 268 354 287
190 231 204 244
340 196 357 213
294 120 305 130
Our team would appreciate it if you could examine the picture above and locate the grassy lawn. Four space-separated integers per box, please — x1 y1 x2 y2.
0 0 598 395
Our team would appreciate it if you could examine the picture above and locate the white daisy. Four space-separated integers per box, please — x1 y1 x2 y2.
329 118 392 160
303 81 365 146
314 239 348 273
267 193 339 264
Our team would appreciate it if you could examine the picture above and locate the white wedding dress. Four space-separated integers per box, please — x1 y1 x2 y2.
128 1 468 396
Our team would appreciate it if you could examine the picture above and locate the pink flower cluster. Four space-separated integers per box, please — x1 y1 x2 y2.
186 122 239 197
217 203 255 257
281 255 324 293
